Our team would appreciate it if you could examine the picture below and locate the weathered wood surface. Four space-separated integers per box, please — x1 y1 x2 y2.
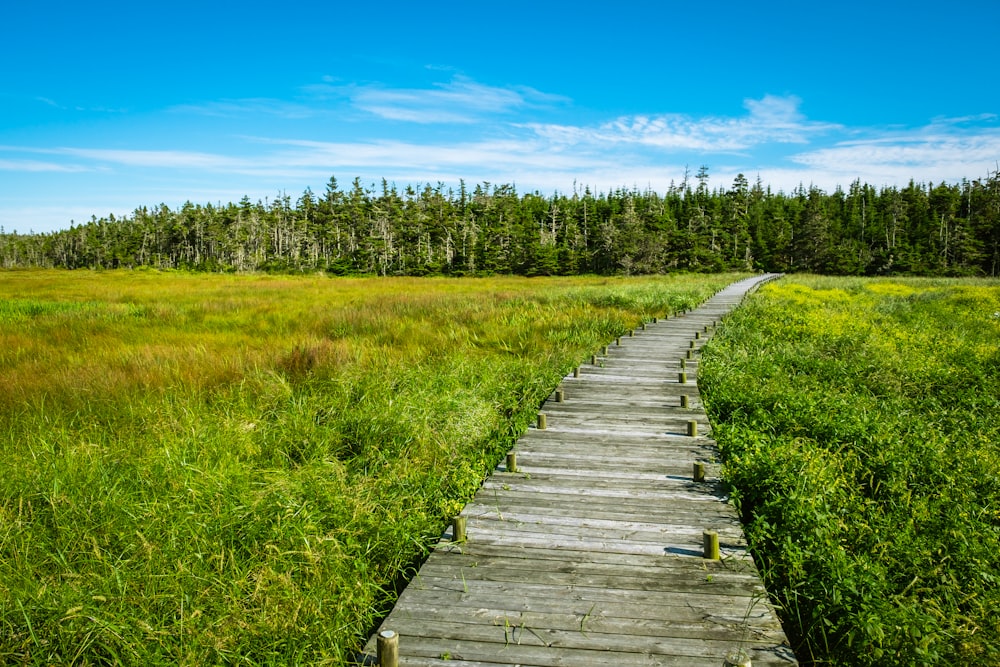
359 274 796 666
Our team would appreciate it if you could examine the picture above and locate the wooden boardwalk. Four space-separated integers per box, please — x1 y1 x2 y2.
360 274 796 666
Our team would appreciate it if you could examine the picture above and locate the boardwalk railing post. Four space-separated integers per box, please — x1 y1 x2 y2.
452 516 466 543
574 367 581 378
693 461 705 482
678 371 687 384
602 345 609 355
537 413 547 430
555 388 565 403
506 452 518 473
591 354 598 365
377 630 399 667
680 395 689 408
724 649 752 667
680 358 686 370
687 420 698 437
703 530 720 560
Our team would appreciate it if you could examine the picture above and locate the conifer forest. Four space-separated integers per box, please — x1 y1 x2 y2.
2 168 999 276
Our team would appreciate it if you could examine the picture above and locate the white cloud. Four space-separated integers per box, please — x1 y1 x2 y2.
308 75 569 124
524 94 841 153
56 147 244 170
928 113 997 126
790 127 1000 184
256 136 591 172
2 146 261 173
169 98 320 120
0 158 90 172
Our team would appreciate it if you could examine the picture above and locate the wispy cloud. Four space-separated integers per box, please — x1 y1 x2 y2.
55 147 244 170
790 126 1000 183
525 94 841 153
169 76 569 125
0 146 245 171
308 75 569 124
0 157 90 172
928 113 997 126
169 98 320 120
252 136 589 172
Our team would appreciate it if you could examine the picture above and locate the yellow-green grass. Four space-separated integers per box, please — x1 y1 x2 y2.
0 269 743 664
701 276 1000 666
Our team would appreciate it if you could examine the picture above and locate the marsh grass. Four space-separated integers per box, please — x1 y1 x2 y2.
0 269 739 664
701 275 1000 666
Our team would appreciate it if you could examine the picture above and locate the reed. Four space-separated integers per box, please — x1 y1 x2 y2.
0 269 740 663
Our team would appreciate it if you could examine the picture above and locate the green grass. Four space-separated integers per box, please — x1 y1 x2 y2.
0 269 742 664
701 275 1000 666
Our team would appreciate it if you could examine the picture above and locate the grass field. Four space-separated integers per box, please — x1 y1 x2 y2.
701 276 1000 666
0 269 741 665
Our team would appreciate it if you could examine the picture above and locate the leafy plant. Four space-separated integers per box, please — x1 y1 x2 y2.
701 276 1000 666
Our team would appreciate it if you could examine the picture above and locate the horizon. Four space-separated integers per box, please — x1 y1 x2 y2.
2 0 998 234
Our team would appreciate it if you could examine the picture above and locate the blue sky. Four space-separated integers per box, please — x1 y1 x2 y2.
2 1 998 234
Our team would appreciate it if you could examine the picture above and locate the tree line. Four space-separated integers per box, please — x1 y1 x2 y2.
2 167 999 276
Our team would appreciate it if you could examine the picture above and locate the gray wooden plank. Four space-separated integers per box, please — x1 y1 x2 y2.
463 495 740 525
387 590 783 632
400 574 774 612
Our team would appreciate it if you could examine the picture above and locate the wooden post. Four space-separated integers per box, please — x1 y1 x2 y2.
652 317 658 323
629 330 635 337
555 388 565 403
703 530 720 560
723 649 752 667
537 413 547 430
601 345 608 355
680 358 686 370
591 354 598 365
616 337 621 345
686 349 693 359
695 331 701 339
641 322 646 330
377 630 399 667
506 452 517 473
689 340 696 349
687 420 698 437
452 516 466 543
573 367 580 378
693 461 705 482
680 395 689 408
678 371 687 384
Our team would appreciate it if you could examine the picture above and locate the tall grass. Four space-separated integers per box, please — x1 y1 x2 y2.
701 276 1000 666
0 269 741 664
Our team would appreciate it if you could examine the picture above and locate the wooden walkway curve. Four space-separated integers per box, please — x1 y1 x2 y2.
360 274 796 666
